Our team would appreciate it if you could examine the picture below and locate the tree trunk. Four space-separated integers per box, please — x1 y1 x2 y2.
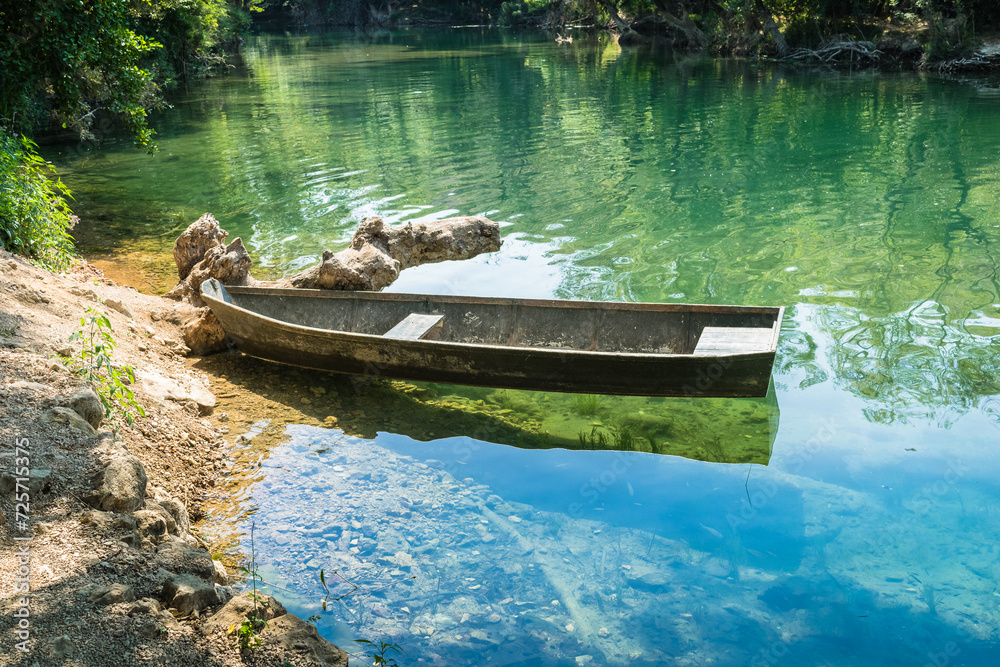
650 0 708 49
755 0 788 56
597 0 642 43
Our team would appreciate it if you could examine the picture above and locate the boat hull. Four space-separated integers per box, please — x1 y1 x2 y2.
201 281 782 397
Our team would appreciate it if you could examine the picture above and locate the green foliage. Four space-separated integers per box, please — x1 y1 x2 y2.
0 0 162 151
0 131 76 271
59 308 146 431
355 639 405 667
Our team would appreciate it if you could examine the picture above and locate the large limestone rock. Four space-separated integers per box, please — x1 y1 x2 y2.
200 592 286 636
186 238 253 293
261 614 349 667
86 455 147 513
174 213 229 281
182 308 228 356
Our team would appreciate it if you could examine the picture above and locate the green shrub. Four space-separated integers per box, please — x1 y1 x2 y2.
0 131 76 271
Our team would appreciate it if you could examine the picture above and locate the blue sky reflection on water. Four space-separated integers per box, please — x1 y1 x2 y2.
232 359 1000 666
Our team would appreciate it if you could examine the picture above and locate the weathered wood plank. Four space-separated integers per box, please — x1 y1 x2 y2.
383 313 445 340
693 327 774 356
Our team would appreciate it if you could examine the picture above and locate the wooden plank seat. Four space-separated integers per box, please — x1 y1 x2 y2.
383 313 445 341
693 327 774 356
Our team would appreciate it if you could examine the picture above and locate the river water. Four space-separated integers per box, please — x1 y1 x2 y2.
47 28 1000 666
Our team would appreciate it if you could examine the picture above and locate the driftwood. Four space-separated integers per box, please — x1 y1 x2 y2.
165 213 503 355
787 41 882 65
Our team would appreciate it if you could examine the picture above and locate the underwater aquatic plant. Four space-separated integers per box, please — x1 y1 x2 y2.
574 394 602 416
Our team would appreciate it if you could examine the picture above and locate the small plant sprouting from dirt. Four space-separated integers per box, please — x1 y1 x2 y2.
235 522 269 657
58 307 145 431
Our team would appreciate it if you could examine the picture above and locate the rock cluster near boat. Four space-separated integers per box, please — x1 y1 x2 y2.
167 212 503 354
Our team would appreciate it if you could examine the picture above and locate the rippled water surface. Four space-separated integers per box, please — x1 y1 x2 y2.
47 28 1000 665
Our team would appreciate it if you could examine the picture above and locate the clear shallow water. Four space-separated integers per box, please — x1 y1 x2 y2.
44 28 1000 665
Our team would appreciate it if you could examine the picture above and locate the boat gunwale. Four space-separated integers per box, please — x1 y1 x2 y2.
203 281 783 360
225 284 783 317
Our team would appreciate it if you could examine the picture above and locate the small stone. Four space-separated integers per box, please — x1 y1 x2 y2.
565 623 575 632
90 583 135 606
104 298 133 318
323 416 339 426
300 397 312 405
45 635 74 659
575 655 593 665
598 627 610 638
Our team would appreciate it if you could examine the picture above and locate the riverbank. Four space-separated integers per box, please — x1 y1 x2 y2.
0 249 346 666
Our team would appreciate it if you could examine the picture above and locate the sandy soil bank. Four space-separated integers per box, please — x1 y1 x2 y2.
0 249 347 666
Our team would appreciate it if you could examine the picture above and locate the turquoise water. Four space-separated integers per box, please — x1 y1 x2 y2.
45 29 1000 665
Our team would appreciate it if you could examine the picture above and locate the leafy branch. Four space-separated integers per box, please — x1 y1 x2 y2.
59 307 145 431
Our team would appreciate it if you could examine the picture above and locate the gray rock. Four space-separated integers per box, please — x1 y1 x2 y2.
153 540 215 581
161 574 220 617
61 389 104 429
80 509 137 533
6 380 48 393
156 496 191 536
44 635 74 659
261 614 349 667
143 501 178 534
86 455 147 513
200 592 286 636
90 583 135 606
40 407 97 436
128 598 162 616
133 509 169 546
0 468 51 496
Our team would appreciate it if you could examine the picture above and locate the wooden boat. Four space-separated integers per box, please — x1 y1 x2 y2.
201 278 783 397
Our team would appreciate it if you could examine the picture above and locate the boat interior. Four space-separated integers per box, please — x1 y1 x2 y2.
212 283 781 355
